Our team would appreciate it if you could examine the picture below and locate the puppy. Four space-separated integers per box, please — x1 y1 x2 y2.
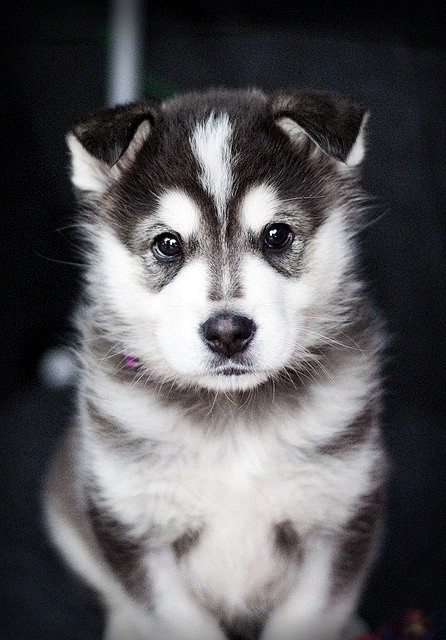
45 88 386 640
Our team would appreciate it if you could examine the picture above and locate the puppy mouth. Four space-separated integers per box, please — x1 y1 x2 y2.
197 363 269 391
212 365 254 377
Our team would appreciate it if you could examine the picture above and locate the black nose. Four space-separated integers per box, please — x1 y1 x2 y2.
201 314 256 358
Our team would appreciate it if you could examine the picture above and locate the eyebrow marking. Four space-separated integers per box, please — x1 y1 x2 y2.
240 184 281 232
155 189 201 237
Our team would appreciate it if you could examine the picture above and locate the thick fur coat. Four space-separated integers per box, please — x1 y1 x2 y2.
45 88 386 640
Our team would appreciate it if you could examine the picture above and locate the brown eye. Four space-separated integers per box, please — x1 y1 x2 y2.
152 233 183 261
263 224 294 251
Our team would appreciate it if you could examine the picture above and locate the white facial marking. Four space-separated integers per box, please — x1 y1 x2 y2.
91 203 357 395
95 227 155 320
155 258 211 375
238 254 296 369
190 113 233 217
155 190 201 239
240 184 282 233
283 206 352 317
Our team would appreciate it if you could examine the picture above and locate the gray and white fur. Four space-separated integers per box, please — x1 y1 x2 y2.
44 88 387 640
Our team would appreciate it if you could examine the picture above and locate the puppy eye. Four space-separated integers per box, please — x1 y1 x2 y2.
152 233 183 261
263 224 294 251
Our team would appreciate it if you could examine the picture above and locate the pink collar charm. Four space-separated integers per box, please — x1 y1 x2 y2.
122 353 140 368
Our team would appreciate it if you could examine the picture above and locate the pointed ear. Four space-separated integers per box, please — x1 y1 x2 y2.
270 91 368 166
66 98 159 198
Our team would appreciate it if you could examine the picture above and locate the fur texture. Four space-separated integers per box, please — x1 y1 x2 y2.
44 88 386 640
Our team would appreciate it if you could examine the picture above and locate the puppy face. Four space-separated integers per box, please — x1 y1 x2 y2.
69 89 367 392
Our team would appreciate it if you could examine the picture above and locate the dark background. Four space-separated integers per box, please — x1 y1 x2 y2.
1 1 445 638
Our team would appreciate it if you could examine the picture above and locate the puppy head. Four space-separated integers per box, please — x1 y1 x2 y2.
68 89 368 392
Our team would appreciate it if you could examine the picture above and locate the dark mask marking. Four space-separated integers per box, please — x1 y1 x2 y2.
172 529 202 559
85 400 155 457
207 251 244 301
220 615 265 640
331 487 385 596
273 520 303 562
316 404 378 456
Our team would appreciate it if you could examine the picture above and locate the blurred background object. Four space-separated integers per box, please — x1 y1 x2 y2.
0 1 444 638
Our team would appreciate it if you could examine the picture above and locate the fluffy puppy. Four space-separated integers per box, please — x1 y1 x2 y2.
45 88 386 640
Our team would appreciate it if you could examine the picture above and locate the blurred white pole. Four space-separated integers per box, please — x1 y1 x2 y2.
107 0 144 106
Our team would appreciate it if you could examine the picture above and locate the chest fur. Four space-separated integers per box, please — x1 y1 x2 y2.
89 423 375 542
88 433 376 619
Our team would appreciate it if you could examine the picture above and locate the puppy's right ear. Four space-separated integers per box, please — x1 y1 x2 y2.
66 99 159 199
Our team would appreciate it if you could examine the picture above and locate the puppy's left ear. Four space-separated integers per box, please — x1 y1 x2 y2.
270 91 368 166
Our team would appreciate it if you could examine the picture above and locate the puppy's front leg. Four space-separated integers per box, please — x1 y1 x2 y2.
103 547 226 640
104 549 226 640
143 548 227 640
87 495 224 640
261 536 365 640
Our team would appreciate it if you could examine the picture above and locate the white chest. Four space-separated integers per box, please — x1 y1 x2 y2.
92 409 375 533
86 362 379 619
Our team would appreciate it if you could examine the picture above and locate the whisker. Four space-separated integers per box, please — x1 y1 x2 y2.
280 195 326 202
297 328 359 351
35 252 86 268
